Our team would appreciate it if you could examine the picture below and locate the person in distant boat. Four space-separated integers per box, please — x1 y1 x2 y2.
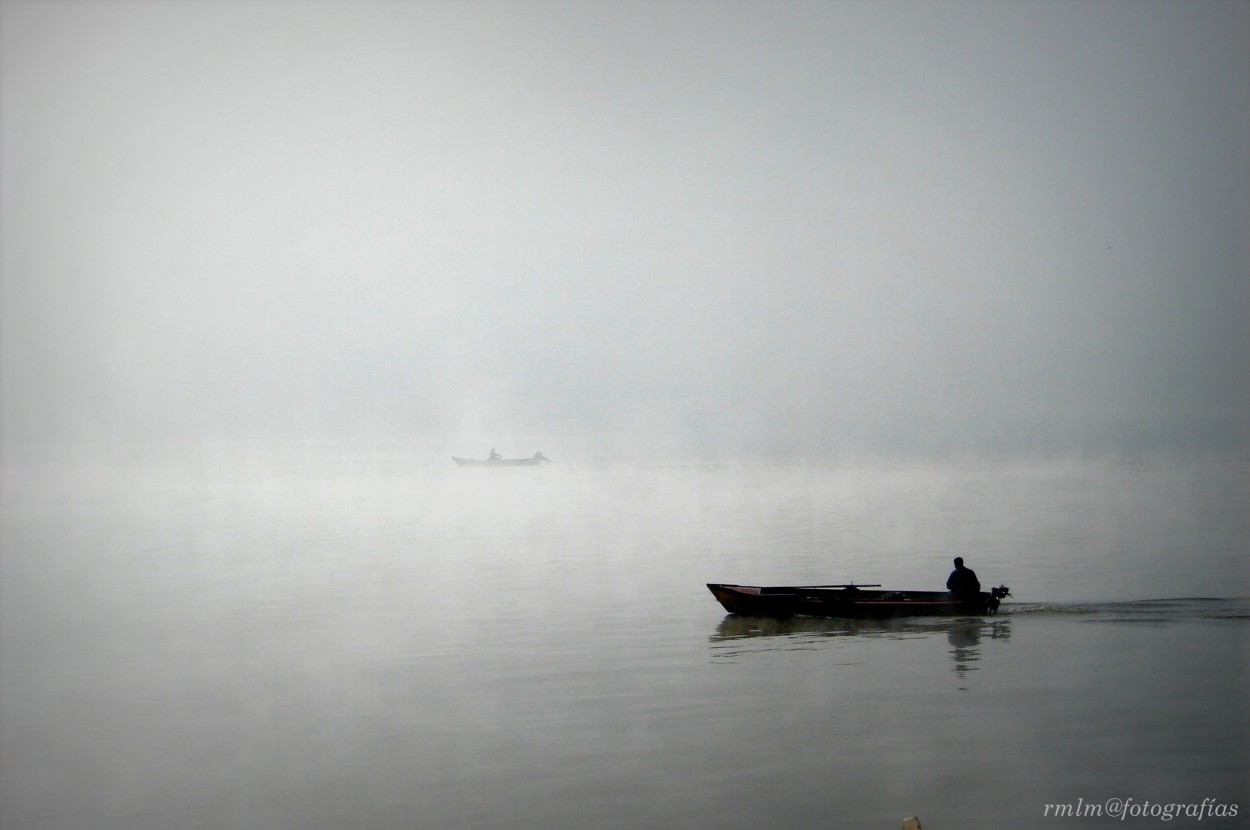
489 449 500 460
946 557 981 598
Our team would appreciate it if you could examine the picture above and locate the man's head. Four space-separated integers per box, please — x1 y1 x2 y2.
953 557 964 567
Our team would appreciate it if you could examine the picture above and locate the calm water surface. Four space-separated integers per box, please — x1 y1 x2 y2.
2 455 1246 829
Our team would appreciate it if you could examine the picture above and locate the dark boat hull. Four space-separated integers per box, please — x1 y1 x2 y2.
707 583 1007 619
452 453 550 467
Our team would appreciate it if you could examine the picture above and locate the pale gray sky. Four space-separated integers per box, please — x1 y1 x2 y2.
2 0 1247 459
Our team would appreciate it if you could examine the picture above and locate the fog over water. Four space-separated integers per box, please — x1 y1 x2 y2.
1 6 1249 826
2 457 1247 829
2 0 1248 462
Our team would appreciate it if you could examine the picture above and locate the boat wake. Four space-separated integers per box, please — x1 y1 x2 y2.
1002 597 1250 623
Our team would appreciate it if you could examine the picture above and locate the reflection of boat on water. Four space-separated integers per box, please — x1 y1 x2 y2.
710 613 1011 643
707 582 1011 619
710 613 1011 682
452 451 551 467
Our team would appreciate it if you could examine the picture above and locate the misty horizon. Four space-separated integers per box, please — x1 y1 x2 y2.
2 0 1247 464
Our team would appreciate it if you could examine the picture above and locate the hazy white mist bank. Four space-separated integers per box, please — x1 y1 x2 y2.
2 1 1247 462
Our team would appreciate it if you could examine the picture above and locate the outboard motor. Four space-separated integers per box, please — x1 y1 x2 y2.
987 585 1011 614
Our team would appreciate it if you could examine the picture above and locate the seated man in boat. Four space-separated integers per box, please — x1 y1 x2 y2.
946 557 981 599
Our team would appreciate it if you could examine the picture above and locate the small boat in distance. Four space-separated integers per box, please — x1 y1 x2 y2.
707 582 1010 619
452 450 551 467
